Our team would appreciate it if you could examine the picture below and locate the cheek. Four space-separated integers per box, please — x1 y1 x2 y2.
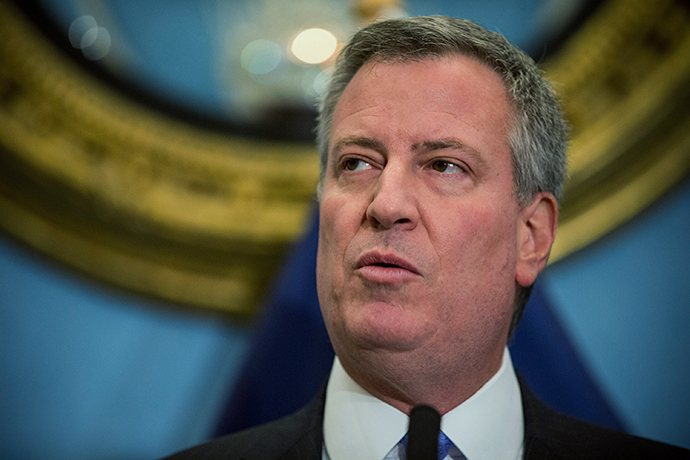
317 196 350 262
434 202 518 297
316 195 358 302
316 212 339 335
316 201 339 290
444 201 513 250
430 207 518 346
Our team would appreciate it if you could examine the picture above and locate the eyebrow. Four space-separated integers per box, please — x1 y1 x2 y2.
412 138 486 168
331 136 487 168
331 136 387 156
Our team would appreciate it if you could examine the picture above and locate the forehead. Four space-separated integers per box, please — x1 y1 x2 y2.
330 55 513 158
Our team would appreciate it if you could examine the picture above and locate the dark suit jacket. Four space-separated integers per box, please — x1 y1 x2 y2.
163 379 689 460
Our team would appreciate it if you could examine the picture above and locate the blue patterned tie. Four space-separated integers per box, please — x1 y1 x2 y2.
437 431 454 460
400 431 458 460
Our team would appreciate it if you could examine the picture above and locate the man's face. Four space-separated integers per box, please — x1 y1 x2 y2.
317 56 532 382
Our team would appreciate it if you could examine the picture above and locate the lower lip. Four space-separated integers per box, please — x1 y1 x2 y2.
355 265 420 283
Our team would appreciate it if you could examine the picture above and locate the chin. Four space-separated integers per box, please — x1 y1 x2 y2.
339 301 434 353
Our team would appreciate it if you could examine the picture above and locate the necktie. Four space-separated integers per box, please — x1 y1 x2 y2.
400 431 458 460
437 431 454 460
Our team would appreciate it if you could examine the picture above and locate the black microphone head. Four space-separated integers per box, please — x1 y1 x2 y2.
407 404 441 460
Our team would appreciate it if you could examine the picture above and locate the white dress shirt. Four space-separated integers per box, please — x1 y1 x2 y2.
323 348 524 460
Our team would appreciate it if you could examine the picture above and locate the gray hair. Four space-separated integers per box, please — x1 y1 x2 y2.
316 15 567 206
315 16 568 338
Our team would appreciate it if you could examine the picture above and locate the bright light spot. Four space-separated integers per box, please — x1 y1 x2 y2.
241 40 282 75
68 15 111 60
290 28 337 65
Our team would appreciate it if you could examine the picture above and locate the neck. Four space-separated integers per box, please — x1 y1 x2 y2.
337 345 505 415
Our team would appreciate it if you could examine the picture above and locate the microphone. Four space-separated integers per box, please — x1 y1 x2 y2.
406 404 441 460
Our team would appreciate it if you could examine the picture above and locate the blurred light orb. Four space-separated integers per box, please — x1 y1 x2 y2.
81 27 111 60
68 15 111 60
68 15 96 48
241 39 282 75
302 67 331 99
312 69 330 94
290 28 337 65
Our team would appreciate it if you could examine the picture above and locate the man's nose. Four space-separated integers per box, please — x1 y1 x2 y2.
366 165 419 230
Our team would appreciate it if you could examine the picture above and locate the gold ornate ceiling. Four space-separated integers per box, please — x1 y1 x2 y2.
1 0 689 318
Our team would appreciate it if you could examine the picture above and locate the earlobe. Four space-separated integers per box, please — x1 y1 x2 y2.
515 193 558 287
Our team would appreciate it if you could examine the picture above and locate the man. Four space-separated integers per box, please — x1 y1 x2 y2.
165 16 689 460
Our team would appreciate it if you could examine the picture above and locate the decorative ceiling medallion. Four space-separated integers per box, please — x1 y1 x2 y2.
0 0 689 317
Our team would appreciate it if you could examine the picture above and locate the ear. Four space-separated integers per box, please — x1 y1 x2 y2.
515 192 558 287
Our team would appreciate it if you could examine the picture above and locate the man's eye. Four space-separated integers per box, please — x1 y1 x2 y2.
431 160 463 174
342 158 371 171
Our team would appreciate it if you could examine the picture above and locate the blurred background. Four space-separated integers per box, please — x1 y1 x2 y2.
1 0 689 458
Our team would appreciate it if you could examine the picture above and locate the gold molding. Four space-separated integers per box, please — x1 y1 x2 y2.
545 0 690 260
0 0 689 316
0 0 318 317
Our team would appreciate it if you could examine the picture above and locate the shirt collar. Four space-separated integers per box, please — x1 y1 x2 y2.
322 348 523 460
323 357 408 460
442 347 524 460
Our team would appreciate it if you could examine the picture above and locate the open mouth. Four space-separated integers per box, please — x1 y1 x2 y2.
355 251 421 278
372 262 402 268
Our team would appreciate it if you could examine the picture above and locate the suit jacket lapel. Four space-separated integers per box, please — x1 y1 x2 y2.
520 375 562 460
277 427 323 460
276 387 326 460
